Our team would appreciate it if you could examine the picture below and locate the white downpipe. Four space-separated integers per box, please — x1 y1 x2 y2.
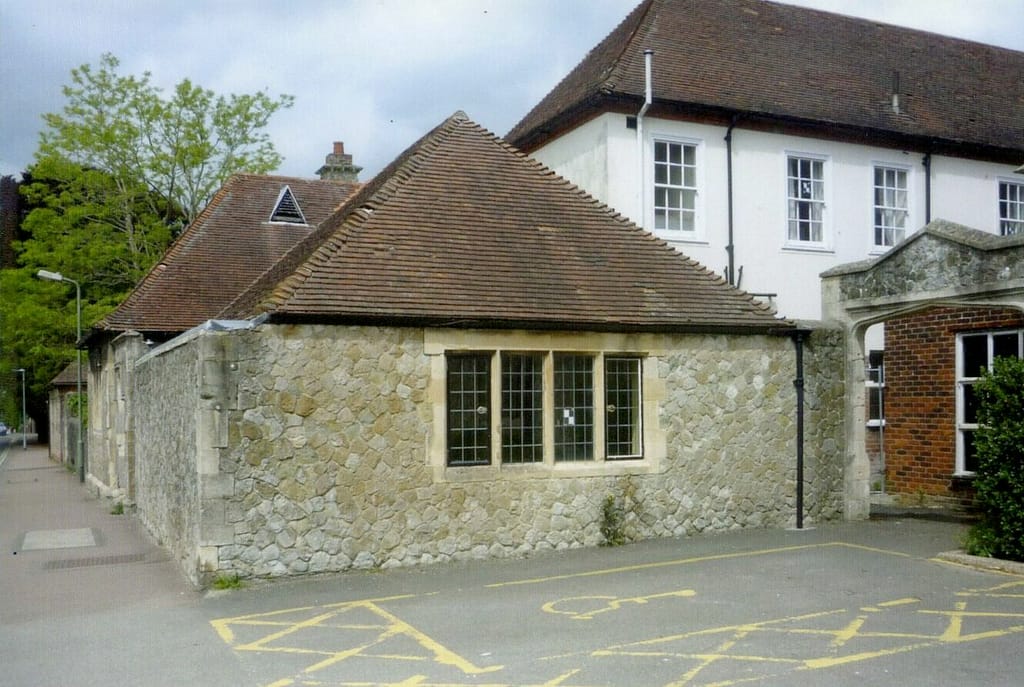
636 49 653 226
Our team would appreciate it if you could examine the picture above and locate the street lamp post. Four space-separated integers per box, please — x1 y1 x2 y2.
14 368 26 450
37 270 84 483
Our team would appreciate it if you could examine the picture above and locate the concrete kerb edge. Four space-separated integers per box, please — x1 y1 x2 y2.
935 550 1024 576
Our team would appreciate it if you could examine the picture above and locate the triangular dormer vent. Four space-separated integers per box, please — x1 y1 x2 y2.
270 186 307 224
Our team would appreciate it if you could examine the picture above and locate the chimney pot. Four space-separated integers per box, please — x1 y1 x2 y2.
317 140 361 182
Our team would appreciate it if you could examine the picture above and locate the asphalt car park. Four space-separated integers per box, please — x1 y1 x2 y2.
201 518 1024 687
4 444 1021 687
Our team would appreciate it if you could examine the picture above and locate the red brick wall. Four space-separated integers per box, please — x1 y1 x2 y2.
885 306 1024 497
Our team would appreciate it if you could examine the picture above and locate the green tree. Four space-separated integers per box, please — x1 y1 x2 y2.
966 356 1024 562
1 53 293 428
38 53 293 226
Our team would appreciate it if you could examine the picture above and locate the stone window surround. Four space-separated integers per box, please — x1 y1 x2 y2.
425 329 667 483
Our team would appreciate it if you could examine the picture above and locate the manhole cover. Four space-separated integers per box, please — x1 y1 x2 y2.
20 528 97 551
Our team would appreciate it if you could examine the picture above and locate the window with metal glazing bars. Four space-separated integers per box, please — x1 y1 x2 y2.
554 354 594 461
447 353 491 466
605 357 641 458
501 353 543 463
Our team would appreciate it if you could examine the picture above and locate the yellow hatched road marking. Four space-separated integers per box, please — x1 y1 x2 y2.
489 542 910 589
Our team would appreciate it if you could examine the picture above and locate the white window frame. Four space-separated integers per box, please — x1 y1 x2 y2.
865 350 885 428
955 329 1024 475
784 153 830 250
649 135 704 242
872 164 910 250
998 179 1024 236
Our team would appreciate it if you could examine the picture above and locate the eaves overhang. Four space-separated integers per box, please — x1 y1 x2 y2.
264 310 793 337
513 93 1024 166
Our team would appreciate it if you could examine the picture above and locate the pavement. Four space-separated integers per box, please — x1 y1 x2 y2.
0 437 198 624
3 435 1024 687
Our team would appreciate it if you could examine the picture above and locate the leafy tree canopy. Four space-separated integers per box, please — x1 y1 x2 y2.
38 53 293 225
1 53 293 422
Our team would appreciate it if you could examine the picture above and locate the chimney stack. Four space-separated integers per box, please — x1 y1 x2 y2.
316 141 362 182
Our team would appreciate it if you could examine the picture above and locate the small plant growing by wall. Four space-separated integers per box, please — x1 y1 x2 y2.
965 356 1024 562
600 476 638 546
600 495 626 546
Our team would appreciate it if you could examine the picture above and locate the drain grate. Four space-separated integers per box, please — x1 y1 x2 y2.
42 553 147 570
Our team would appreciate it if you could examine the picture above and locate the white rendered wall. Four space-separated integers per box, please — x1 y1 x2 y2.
529 113 1020 321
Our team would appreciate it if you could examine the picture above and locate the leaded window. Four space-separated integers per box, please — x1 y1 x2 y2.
501 353 544 464
446 353 491 466
605 357 642 459
554 354 594 462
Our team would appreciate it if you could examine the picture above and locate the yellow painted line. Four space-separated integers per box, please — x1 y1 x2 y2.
543 589 696 620
803 640 936 669
829 615 867 647
877 597 920 607
211 593 419 645
488 542 912 588
931 557 1023 576
361 603 503 675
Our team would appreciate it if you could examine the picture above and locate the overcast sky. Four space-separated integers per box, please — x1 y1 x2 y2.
3 0 1024 182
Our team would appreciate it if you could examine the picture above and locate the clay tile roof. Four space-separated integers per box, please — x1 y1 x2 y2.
50 362 79 388
232 112 788 334
94 174 359 335
507 0 1024 160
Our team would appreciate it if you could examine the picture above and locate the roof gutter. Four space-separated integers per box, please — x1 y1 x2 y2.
635 49 654 225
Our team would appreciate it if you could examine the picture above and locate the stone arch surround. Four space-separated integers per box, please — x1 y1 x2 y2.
822 220 1024 512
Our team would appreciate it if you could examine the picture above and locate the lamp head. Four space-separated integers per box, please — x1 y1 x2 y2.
37 269 64 282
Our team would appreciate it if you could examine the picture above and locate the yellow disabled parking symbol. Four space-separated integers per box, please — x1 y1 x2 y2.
543 588 697 621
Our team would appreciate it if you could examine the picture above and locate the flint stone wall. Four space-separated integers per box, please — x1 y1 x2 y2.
134 335 202 580
177 323 845 582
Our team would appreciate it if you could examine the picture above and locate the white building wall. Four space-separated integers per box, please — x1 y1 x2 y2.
530 113 1020 321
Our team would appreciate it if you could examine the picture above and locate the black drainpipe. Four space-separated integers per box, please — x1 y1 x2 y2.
724 115 738 285
790 328 810 529
922 152 932 224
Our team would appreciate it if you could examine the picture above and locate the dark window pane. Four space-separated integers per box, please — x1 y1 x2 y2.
868 387 884 422
963 383 980 424
993 332 1019 360
961 335 988 378
964 430 979 473
866 350 884 384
